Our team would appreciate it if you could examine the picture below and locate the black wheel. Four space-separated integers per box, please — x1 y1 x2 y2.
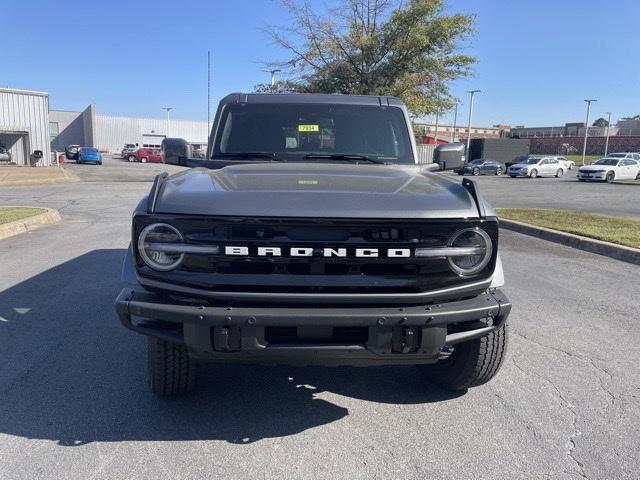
472 167 480 176
417 323 508 391
128 155 136 163
509 175 516 178
495 167 503 175
529 169 538 178
555 169 563 178
606 171 615 183
148 337 196 396
578 179 586 182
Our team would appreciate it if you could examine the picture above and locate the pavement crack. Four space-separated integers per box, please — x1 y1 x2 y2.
512 331 616 412
512 357 588 479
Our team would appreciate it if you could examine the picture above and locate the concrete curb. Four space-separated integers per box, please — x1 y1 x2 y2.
0 208 62 241
0 166 79 186
499 218 640 266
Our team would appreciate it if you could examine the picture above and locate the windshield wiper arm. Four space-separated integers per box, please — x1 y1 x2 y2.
303 154 384 164
213 152 286 162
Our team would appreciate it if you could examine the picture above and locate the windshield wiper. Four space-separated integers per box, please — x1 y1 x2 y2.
213 152 286 162
303 154 384 164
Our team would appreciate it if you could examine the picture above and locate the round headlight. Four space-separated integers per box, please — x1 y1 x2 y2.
447 228 492 276
138 223 184 271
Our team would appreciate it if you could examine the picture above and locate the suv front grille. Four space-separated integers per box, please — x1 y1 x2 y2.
135 216 498 295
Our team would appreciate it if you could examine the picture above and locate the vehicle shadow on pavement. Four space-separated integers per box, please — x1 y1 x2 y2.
0 249 461 446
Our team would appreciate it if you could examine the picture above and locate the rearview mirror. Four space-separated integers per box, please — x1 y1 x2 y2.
161 138 193 165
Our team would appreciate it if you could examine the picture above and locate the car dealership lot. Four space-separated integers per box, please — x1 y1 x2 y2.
0 157 639 479
446 171 640 219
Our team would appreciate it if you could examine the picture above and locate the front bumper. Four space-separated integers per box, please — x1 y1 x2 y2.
115 287 511 366
508 169 529 177
577 171 605 181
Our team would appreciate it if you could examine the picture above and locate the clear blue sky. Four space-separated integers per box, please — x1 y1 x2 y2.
2 0 639 127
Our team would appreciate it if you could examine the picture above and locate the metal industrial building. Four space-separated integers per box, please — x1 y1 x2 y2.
0 88 52 166
50 106 209 153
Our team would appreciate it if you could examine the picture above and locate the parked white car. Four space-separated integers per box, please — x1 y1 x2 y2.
556 156 575 170
577 158 640 183
508 156 566 178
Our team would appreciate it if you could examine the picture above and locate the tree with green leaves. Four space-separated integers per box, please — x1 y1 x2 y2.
262 0 476 116
592 117 609 127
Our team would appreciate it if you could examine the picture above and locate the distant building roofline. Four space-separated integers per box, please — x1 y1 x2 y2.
0 87 48 97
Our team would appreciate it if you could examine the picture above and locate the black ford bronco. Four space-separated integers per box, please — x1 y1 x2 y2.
115 93 511 395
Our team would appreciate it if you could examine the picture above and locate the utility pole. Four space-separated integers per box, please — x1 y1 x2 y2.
434 110 439 145
207 50 211 155
582 99 597 165
465 90 480 161
162 107 173 137
604 111 611 157
451 102 458 142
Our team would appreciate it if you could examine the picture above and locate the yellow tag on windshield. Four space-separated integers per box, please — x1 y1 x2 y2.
298 124 319 132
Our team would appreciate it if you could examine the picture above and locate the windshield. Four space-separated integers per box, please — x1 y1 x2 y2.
593 158 619 166
212 103 414 164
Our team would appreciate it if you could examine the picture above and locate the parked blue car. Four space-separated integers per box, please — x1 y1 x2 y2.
77 147 102 165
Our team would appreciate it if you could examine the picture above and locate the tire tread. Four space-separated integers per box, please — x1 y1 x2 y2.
148 337 196 396
418 323 508 391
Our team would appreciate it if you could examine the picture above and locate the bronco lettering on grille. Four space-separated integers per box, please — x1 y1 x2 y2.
224 246 412 258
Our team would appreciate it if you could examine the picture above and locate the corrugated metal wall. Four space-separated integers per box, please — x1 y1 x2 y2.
95 115 208 152
416 144 436 164
0 88 52 166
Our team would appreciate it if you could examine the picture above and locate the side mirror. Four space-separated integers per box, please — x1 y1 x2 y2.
161 138 192 165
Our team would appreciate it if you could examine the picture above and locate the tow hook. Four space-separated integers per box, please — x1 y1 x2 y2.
392 326 420 354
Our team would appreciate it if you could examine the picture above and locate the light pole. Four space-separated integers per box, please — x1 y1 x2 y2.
465 90 480 161
451 101 458 142
162 107 173 138
434 110 439 145
604 111 611 157
266 68 281 91
581 99 596 165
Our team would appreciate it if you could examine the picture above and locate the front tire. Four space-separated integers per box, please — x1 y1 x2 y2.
606 171 615 183
529 169 538 178
417 323 508 391
148 337 196 396
555 168 563 178
496 167 503 175
472 167 480 176
128 155 136 163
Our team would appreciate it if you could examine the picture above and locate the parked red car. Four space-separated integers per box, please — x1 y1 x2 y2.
127 148 162 163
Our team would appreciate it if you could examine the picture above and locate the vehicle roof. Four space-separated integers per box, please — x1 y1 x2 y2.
220 92 406 107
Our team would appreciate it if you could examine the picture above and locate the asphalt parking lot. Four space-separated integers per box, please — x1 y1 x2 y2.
441 170 639 219
0 156 639 479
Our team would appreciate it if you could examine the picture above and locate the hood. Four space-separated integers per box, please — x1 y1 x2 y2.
154 163 480 219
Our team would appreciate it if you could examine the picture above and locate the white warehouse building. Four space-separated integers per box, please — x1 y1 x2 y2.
0 88 53 166
50 105 209 153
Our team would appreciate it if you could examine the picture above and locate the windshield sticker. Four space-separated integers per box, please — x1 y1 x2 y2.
298 124 320 132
